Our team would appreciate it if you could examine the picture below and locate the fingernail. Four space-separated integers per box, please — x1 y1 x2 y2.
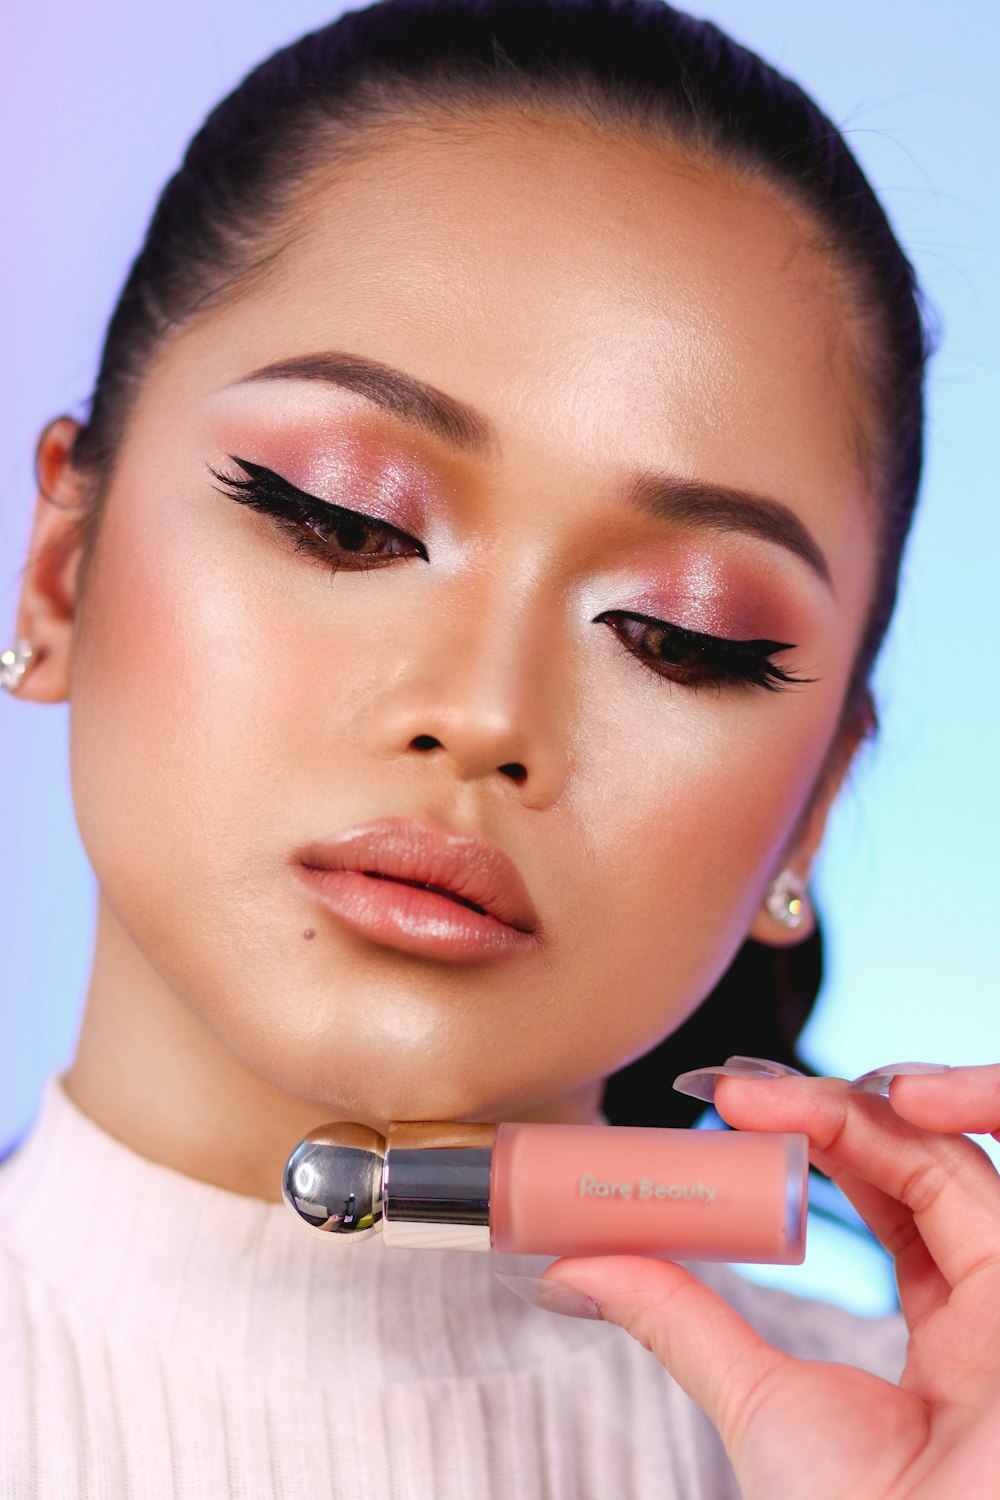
672 1058 807 1103
725 1056 809 1077
494 1272 603 1320
848 1062 951 1097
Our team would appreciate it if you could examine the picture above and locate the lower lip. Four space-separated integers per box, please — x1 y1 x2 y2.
294 866 539 963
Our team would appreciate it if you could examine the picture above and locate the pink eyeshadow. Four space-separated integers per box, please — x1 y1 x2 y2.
202 394 811 641
621 546 805 641
204 408 436 534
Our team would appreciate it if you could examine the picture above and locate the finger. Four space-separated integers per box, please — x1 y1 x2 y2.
539 1252 794 1463
880 1064 1000 1142
710 1075 1000 1290
806 1148 951 1332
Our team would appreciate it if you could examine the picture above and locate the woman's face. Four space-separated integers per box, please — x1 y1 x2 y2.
58 110 876 1130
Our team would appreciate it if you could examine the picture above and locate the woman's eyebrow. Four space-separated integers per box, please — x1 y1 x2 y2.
226 350 495 454
225 350 831 587
624 473 833 588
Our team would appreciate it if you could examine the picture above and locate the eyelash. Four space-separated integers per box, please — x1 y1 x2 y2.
592 611 804 692
208 455 809 694
207 455 429 571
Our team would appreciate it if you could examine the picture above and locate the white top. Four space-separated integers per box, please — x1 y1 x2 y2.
0 1072 909 1499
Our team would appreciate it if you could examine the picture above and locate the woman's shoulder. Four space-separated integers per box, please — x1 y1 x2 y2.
686 1259 908 1384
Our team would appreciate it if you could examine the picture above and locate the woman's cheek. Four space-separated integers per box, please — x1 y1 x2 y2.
68 476 260 907
601 682 840 939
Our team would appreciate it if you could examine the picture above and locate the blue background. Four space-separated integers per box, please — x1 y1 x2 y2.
2 1 997 1315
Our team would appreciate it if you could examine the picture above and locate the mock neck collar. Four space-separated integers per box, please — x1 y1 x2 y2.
0 1072 614 1382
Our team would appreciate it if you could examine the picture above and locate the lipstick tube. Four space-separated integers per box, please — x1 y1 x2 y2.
283 1120 809 1264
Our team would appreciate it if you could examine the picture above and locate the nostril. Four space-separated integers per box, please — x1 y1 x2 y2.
407 735 526 785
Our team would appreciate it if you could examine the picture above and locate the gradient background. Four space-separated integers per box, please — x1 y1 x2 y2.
1 1 997 1316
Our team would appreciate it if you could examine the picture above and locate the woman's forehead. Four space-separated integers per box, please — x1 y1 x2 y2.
202 120 862 444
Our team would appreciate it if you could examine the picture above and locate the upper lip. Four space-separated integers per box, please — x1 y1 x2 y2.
296 817 540 935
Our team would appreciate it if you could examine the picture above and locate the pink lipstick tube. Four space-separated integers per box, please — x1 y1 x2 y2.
283 1120 809 1264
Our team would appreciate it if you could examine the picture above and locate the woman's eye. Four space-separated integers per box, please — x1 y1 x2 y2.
207 456 428 575
209 458 805 694
594 609 805 693
302 508 419 561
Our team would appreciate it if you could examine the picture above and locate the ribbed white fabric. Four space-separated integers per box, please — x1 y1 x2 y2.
0 1073 909 1499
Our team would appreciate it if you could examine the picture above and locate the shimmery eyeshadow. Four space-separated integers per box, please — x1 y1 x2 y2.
616 546 805 642
203 385 813 644
203 388 441 535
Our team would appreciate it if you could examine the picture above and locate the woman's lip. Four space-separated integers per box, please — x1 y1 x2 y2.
293 866 539 963
291 816 542 961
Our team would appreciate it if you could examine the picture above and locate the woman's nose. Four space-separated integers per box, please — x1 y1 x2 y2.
359 583 572 810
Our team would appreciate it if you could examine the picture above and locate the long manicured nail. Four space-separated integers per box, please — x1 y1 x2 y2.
725 1056 808 1077
494 1272 603 1320
848 1062 951 1097
672 1058 807 1103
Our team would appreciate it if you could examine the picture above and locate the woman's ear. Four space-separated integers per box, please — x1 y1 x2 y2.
9 415 90 705
748 693 875 948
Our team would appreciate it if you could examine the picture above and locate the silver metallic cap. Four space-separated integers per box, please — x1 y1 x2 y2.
282 1122 386 1240
282 1119 497 1250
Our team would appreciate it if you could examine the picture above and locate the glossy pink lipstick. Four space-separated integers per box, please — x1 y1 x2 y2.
292 818 541 962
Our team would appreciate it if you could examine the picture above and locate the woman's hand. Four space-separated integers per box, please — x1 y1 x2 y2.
540 1062 1000 1500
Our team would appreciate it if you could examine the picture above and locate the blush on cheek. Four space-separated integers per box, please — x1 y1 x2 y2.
68 557 199 922
112 548 206 722
72 477 254 832
625 701 832 962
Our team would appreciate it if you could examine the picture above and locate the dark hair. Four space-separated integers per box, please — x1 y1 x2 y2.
49 0 931 1143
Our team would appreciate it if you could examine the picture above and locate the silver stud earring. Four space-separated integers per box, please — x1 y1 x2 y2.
764 869 809 930
0 638 35 694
